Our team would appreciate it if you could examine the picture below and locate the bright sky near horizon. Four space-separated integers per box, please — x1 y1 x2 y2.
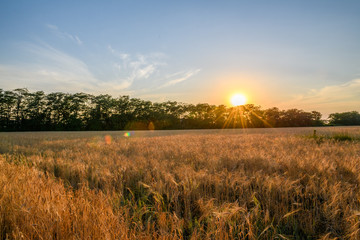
0 0 359 116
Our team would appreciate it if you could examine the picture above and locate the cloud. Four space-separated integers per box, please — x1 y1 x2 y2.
0 43 132 95
0 64 94 93
46 24 58 30
24 43 89 74
286 78 360 116
108 45 167 89
159 69 201 88
108 45 129 60
0 41 200 100
0 41 98 93
107 45 200 92
46 24 83 45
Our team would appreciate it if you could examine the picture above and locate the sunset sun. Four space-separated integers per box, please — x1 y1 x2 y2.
230 94 247 106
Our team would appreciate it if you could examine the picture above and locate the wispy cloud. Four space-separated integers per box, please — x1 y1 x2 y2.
0 64 93 93
108 45 166 89
0 42 98 93
286 78 360 116
108 45 129 61
159 69 201 88
108 45 200 91
46 24 83 45
24 43 89 75
0 42 200 100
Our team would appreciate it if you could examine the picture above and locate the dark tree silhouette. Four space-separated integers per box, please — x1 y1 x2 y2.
2 88 350 132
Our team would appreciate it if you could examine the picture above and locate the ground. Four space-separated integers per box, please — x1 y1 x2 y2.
0 127 360 239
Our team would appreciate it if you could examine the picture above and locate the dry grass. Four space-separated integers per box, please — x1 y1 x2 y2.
0 127 360 239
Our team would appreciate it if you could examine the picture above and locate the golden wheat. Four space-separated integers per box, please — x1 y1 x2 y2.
0 127 359 239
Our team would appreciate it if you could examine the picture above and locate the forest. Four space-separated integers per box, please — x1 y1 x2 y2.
0 88 359 131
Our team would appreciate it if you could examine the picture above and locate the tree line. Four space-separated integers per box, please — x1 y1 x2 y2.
0 88 358 131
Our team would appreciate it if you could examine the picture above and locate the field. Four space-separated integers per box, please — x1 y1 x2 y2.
0 127 360 239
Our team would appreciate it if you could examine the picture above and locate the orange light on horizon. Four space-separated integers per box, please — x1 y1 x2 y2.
230 94 247 106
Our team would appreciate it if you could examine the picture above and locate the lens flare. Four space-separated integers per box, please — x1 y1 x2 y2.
124 132 131 137
104 135 112 144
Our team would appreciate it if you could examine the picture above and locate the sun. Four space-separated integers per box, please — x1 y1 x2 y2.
230 94 247 106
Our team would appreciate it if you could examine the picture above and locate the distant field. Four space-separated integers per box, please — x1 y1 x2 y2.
0 127 360 239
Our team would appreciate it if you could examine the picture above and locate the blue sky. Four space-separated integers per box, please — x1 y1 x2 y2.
1 0 359 115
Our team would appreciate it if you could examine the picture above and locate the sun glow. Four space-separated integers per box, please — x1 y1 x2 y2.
230 94 247 106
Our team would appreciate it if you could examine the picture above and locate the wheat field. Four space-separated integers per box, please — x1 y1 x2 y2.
0 127 360 239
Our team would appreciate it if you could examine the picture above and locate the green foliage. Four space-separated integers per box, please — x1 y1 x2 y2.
331 133 356 142
306 130 359 143
329 111 360 126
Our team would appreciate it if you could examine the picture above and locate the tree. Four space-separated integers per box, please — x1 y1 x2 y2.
264 107 281 127
88 94 114 130
0 90 17 130
243 104 265 128
23 91 46 130
0 88 355 131
13 88 29 129
311 111 323 126
328 111 360 126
